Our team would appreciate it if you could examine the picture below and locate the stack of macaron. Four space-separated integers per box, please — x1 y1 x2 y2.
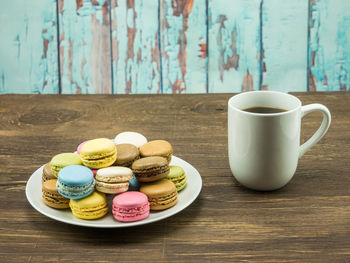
41 131 187 223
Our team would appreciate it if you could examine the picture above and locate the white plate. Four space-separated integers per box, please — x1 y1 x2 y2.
26 156 202 228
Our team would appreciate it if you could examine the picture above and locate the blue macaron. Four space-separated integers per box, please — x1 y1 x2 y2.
57 165 95 199
128 174 141 191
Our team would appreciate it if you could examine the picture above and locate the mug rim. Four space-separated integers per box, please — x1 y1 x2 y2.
228 91 302 116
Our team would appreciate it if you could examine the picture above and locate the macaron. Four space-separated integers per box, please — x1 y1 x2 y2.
112 191 150 222
128 174 141 191
76 140 88 154
91 169 98 177
95 166 133 194
76 142 99 176
166 166 187 192
114 144 140 167
50 153 82 177
69 191 108 220
80 138 117 169
114 131 148 148
57 165 95 199
140 179 178 210
42 179 70 209
131 156 170 182
139 140 173 163
42 162 56 183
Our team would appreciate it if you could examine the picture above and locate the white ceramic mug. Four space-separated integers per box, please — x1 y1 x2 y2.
228 91 331 191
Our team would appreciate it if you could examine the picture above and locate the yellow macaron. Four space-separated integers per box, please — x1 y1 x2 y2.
69 191 108 220
80 138 117 169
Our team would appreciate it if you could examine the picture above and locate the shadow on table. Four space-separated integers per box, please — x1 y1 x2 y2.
28 196 204 245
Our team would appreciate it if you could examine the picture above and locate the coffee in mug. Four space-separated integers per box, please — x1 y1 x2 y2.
242 106 287 114
228 91 331 191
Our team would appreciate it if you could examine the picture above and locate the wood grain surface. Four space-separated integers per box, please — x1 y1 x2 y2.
0 93 349 262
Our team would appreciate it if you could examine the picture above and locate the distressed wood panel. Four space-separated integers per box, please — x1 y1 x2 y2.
160 0 207 94
58 0 112 94
0 0 58 94
111 0 161 94
261 0 308 92
208 0 261 93
2 0 350 94
309 0 350 91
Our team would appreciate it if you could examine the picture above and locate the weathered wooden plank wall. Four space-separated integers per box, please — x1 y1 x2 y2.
0 0 349 94
58 0 112 94
0 0 58 94
261 0 308 92
308 0 350 91
208 0 261 92
160 0 207 93
111 0 161 94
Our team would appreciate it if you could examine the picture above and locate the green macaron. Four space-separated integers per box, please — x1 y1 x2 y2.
166 166 187 192
50 153 82 177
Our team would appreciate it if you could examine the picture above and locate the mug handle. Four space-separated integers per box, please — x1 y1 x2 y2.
299 104 331 158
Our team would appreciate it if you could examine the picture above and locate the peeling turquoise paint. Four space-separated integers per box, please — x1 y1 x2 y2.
60 0 92 94
161 0 207 94
182 0 207 93
0 0 58 94
0 0 350 94
111 0 127 93
309 0 350 91
262 0 308 92
209 0 261 93
111 0 160 94
336 17 350 91
161 2 185 93
59 0 111 94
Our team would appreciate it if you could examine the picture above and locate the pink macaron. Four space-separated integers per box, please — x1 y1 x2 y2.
112 191 150 222
91 169 98 177
77 141 88 154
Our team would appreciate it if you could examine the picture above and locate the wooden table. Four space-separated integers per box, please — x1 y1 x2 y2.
1 93 349 262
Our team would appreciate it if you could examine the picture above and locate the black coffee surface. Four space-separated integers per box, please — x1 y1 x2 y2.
242 106 287 114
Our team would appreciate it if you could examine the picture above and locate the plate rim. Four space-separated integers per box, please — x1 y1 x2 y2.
25 155 202 228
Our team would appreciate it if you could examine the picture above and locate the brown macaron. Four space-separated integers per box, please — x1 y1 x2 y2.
114 144 140 167
42 179 70 209
131 156 170 182
42 163 56 183
140 179 178 210
139 140 173 163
